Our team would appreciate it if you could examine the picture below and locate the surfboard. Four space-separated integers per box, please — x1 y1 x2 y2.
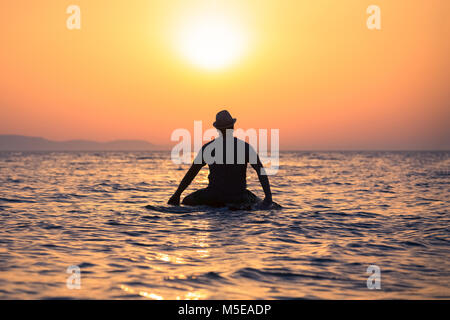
145 201 282 213
144 204 208 214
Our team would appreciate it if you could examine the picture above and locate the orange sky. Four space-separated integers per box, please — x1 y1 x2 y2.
0 0 449 149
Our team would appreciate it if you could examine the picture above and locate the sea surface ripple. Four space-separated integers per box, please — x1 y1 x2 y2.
0 151 448 299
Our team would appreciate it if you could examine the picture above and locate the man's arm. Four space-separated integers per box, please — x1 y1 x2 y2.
168 163 204 205
251 156 272 204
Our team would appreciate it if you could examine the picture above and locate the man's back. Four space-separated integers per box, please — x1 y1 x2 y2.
197 136 257 196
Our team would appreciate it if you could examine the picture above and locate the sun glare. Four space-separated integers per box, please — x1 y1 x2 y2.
177 13 247 70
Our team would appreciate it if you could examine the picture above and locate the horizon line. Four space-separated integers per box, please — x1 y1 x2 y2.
0 134 449 152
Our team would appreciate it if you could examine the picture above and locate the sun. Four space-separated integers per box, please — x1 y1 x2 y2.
177 13 247 70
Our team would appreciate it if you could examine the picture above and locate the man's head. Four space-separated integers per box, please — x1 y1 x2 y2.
213 110 236 136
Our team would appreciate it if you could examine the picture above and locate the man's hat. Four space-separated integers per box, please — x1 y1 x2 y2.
213 110 236 129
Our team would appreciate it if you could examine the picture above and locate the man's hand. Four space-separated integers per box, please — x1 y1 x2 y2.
168 193 180 206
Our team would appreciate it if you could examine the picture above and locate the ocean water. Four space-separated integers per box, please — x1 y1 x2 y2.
0 151 448 299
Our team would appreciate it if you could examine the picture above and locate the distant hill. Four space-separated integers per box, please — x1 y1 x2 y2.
0 135 167 151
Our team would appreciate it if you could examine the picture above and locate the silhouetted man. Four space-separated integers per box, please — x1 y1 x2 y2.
168 110 273 208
